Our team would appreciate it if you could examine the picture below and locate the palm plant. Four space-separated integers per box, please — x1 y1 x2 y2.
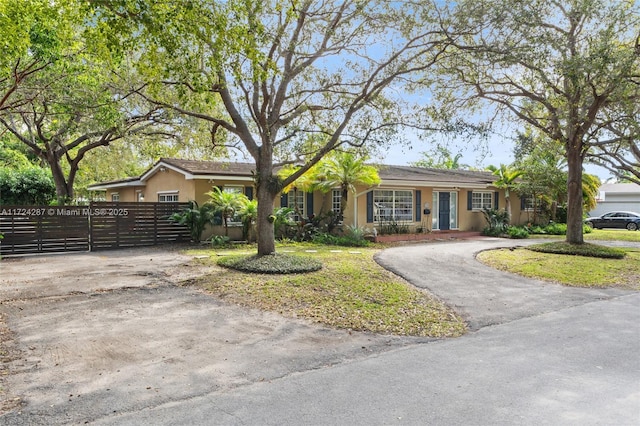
206 187 248 236
582 173 601 213
271 206 295 239
487 164 523 220
169 200 215 242
238 199 258 242
315 151 381 224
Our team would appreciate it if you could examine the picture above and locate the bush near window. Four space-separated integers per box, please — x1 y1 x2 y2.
507 227 530 239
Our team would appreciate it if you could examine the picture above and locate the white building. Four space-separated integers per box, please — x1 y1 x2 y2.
589 183 640 216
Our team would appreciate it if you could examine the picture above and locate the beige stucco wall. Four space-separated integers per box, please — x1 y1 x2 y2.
102 170 531 239
143 169 196 202
105 186 143 202
336 185 514 233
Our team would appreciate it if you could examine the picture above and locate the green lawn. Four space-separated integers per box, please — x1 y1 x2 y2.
477 243 640 290
530 229 640 242
584 229 640 242
185 243 466 337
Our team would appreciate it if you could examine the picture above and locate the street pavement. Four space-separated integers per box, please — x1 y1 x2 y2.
96 239 640 425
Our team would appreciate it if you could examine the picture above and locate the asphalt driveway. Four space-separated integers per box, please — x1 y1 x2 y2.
375 238 634 330
1 239 639 425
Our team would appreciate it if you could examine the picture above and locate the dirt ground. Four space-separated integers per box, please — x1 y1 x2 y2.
0 246 426 425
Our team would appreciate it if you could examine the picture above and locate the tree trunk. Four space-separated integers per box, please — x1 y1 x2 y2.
339 186 349 223
256 185 277 255
49 158 73 205
566 144 584 244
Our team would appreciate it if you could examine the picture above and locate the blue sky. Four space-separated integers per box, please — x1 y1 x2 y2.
377 132 614 182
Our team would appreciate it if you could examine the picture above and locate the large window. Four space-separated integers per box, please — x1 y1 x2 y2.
223 185 243 195
472 191 493 210
288 190 306 221
158 192 179 202
223 186 244 224
521 195 536 211
374 190 413 222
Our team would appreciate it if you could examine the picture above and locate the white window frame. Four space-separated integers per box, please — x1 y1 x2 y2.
111 193 120 202
288 190 306 221
522 195 536 211
331 189 342 214
373 189 413 223
472 191 493 210
223 185 244 194
158 191 179 203
432 192 438 230
450 192 458 229
223 185 244 225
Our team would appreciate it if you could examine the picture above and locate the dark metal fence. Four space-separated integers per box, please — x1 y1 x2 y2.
0 202 190 256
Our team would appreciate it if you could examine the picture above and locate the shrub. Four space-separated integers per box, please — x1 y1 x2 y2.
481 208 509 234
0 166 56 205
507 226 530 239
377 219 410 235
210 235 231 247
311 232 370 247
527 242 625 259
217 253 322 274
544 223 567 235
482 226 504 237
169 200 215 242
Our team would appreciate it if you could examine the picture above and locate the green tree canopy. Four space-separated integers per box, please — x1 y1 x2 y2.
487 164 523 219
411 146 470 170
96 0 456 255
439 0 640 243
0 166 55 205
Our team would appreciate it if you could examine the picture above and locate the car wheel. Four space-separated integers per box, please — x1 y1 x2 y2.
585 221 594 229
627 222 639 231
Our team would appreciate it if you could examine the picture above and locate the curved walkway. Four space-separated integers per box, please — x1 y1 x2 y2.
375 238 634 330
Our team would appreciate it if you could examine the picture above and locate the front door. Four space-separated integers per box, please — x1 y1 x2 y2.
439 192 450 230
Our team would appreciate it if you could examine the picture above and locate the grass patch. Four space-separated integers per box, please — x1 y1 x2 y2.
584 229 640 242
527 242 626 259
218 253 322 274
530 229 640 243
477 248 640 289
186 244 466 337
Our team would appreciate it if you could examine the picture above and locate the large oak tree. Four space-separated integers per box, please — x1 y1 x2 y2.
440 0 640 244
0 0 212 203
100 0 455 255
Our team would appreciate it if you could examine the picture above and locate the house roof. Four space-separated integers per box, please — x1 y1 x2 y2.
154 158 257 177
139 158 257 182
376 165 496 188
599 183 640 194
88 158 497 191
86 176 143 191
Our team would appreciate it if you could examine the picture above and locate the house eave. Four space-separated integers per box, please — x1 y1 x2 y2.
87 180 145 191
189 174 254 182
380 179 493 189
